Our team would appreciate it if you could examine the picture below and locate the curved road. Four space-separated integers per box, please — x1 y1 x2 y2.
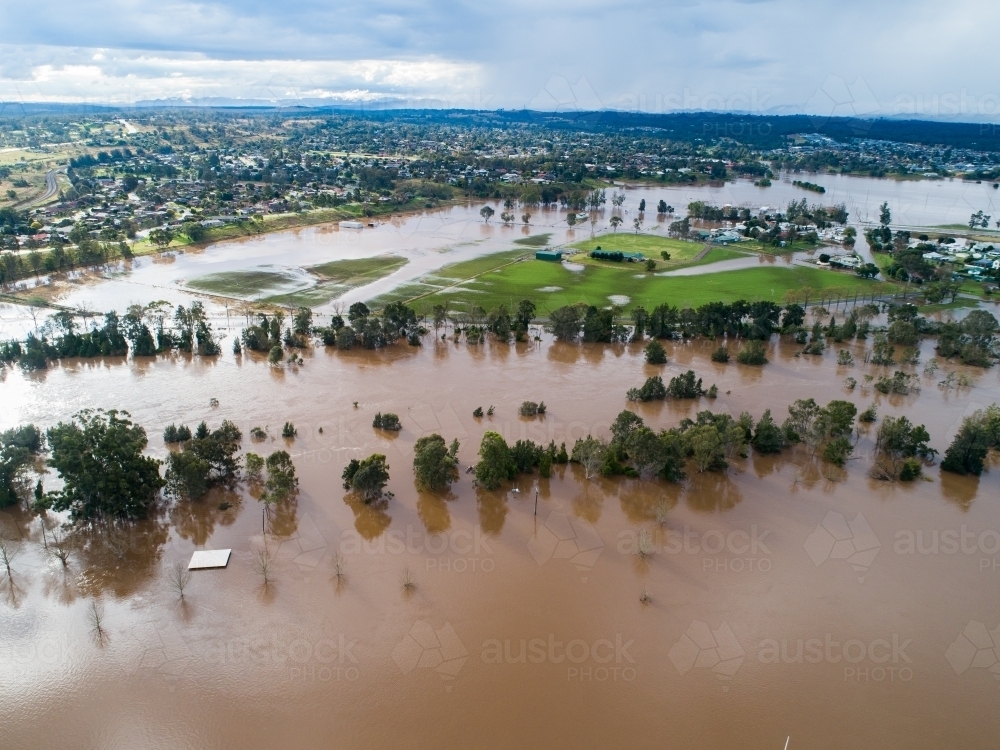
15 166 66 208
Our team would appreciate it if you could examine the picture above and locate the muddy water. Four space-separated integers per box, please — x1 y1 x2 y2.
2 333 1000 749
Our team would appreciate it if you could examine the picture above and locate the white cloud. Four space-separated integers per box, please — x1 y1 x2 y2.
0 0 997 114
0 49 481 105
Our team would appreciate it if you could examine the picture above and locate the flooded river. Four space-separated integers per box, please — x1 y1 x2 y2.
2 331 1000 748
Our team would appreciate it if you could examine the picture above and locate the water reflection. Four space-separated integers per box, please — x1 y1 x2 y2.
618 480 681 524
940 470 979 510
475 488 507 535
170 489 241 546
267 496 299 538
684 470 743 513
570 471 607 523
68 513 170 598
343 493 392 539
416 491 452 533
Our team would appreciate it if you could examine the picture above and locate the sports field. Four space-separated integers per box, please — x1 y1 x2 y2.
372 241 890 315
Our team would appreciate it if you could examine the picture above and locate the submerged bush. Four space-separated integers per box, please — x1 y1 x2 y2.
163 423 192 443
644 340 667 364
710 345 730 363
373 413 402 431
666 371 704 399
627 375 668 402
736 340 768 365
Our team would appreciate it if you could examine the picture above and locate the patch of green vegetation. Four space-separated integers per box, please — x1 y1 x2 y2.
185 255 410 306
370 249 529 307
686 247 751 266
740 238 821 255
186 269 303 297
513 233 552 247
570 233 704 261
310 255 408 283
934 224 1000 235
917 298 983 313
267 255 409 306
385 252 889 314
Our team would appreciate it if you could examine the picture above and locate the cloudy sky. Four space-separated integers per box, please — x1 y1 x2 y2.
0 0 997 118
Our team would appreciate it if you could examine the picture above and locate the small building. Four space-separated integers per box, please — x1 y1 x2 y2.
535 250 563 261
621 251 645 262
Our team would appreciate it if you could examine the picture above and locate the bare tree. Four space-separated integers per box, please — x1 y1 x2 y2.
331 553 347 583
401 566 415 591
89 601 108 645
47 529 71 568
169 561 192 600
253 543 275 585
0 537 20 578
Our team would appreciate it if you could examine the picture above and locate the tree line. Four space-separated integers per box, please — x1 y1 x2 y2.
1 410 298 528
3 291 996 375
1 301 220 370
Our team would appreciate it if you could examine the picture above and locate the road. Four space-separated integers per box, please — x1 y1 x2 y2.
15 166 66 208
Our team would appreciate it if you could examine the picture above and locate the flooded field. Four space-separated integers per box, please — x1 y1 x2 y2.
2 172 998 341
2 332 1000 748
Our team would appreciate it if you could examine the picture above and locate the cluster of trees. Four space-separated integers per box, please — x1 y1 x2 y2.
684 199 847 229
1 302 219 370
801 303 997 368
432 300 536 344
14 311 128 369
164 420 242 500
557 299 792 343
792 180 826 194
0 408 304 527
474 432 569 489
246 450 298 504
549 304 631 343
413 435 461 490
317 302 421 351
590 249 628 262
465 396 950 491
373 413 402 431
627 370 711 402
936 310 999 367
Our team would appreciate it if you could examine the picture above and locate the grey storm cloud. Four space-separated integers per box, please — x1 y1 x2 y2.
0 0 997 116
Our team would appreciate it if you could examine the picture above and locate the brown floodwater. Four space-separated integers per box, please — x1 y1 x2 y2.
2 332 1000 749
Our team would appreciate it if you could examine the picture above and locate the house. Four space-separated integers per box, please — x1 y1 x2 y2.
829 255 862 269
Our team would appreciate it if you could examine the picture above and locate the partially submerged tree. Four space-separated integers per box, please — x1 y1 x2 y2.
342 454 390 502
475 431 516 490
262 451 298 502
627 375 668 402
47 410 164 520
644 340 667 364
413 435 459 491
0 425 43 508
940 405 1000 476
872 416 934 481
164 420 242 500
